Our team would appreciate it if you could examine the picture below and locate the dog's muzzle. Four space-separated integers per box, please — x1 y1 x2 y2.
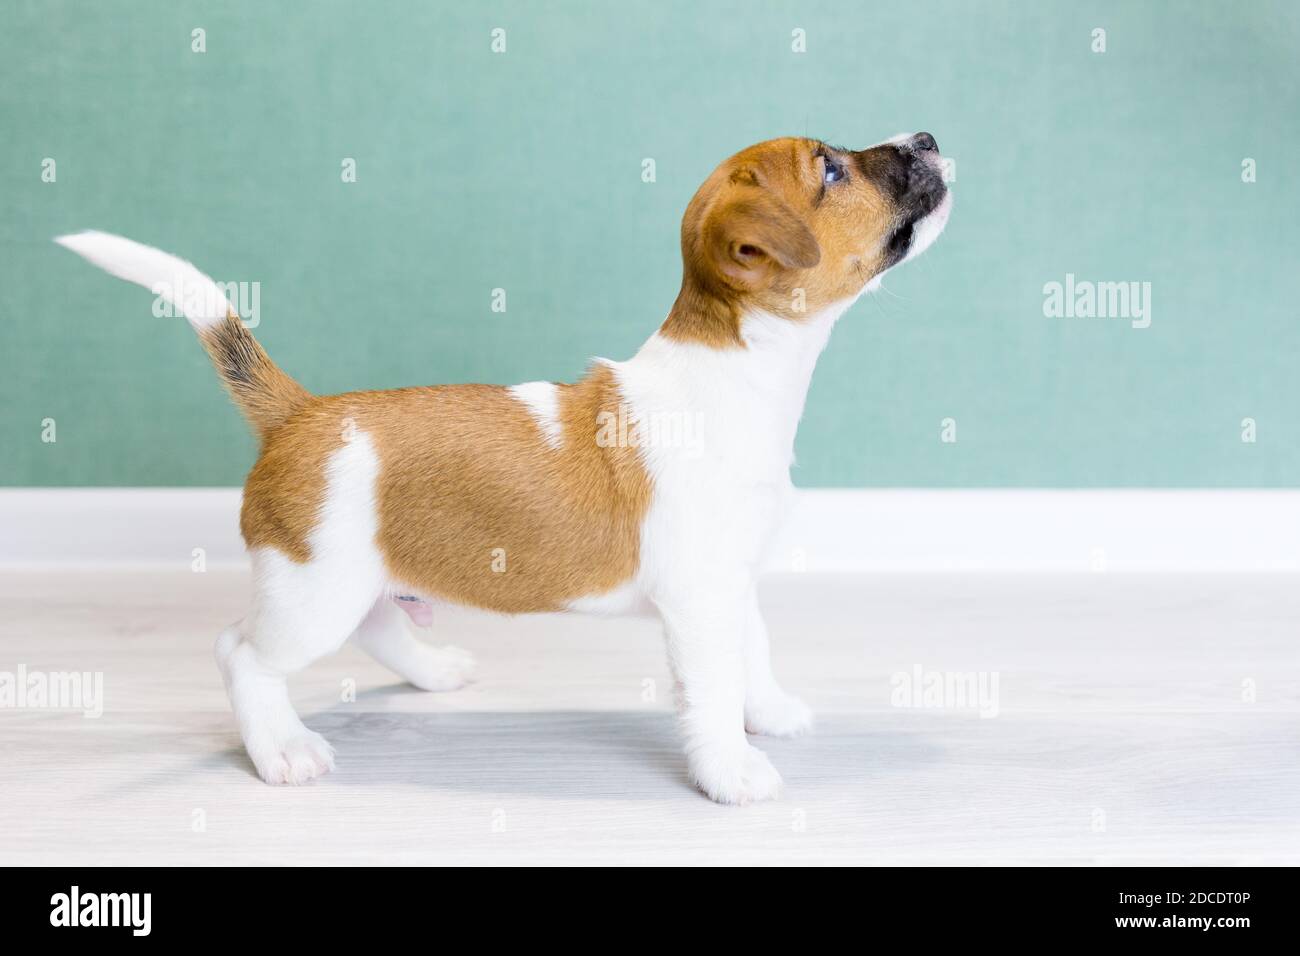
859 132 949 266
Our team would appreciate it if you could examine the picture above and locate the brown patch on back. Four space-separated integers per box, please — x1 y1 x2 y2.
662 137 902 348
239 366 652 614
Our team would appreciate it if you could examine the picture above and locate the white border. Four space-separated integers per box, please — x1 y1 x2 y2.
0 488 1297 572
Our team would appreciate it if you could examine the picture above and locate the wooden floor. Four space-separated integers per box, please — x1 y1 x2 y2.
1 569 1297 866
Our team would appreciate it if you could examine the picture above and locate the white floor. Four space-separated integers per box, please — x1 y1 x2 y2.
1 569 1297 866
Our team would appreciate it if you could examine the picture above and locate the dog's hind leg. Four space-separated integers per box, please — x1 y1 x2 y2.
216 546 380 785
216 430 390 785
351 598 475 691
216 621 338 786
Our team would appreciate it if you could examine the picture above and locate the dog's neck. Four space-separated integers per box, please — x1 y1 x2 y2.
617 298 852 467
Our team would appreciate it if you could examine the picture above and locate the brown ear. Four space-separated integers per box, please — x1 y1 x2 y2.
702 191 820 291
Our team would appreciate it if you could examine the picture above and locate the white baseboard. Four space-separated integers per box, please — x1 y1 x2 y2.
1 488 1297 573
1 488 245 570
767 489 1300 573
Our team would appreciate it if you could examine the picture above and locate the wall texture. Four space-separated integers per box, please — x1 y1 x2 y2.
2 0 1297 487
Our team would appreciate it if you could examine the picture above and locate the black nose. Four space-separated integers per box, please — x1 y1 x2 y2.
909 131 939 153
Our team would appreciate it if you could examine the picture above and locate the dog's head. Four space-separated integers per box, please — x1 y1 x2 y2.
669 133 951 344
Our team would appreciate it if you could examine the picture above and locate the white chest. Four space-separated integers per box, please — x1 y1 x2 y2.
609 307 844 593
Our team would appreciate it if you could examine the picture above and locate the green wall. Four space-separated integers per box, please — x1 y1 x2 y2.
3 0 1297 487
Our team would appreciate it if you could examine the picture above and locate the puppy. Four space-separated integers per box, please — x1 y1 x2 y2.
57 132 950 804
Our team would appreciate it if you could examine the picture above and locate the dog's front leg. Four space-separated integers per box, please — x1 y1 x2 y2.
742 589 814 737
660 586 783 805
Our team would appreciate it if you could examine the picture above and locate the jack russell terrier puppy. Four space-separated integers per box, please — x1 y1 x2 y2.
56 132 950 805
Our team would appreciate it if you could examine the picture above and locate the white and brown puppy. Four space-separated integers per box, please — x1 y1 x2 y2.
57 132 950 804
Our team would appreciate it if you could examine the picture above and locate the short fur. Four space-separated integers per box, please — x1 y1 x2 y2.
56 133 951 803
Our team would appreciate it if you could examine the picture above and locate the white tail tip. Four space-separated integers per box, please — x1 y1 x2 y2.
55 230 234 330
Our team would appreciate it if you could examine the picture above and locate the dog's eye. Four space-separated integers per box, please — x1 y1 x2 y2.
822 156 846 184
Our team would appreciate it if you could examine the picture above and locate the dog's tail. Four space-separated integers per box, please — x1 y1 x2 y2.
54 230 311 439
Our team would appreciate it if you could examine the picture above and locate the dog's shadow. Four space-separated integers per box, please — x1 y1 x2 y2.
261 687 944 800
101 685 943 801
308 701 697 798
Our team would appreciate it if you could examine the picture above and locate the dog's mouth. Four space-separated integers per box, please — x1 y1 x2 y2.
885 186 951 268
885 218 918 262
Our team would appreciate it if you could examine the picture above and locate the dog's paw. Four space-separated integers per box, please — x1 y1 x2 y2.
249 727 336 786
406 644 476 692
745 690 814 738
688 741 783 806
